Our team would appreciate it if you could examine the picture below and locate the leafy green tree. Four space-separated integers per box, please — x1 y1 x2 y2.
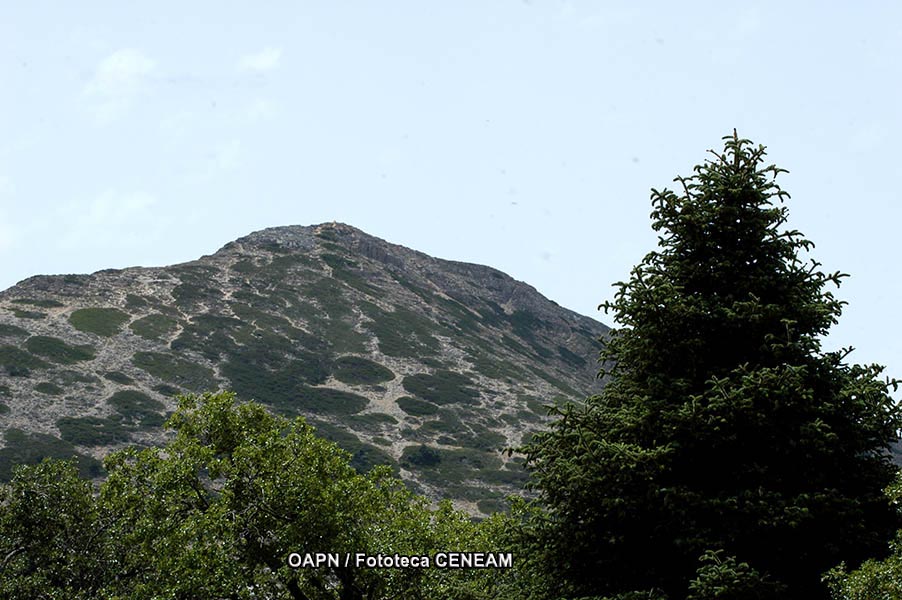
522 131 902 599
0 459 116 599
1 392 517 599
826 472 902 599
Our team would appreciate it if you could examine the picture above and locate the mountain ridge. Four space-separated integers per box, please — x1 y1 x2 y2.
0 222 608 514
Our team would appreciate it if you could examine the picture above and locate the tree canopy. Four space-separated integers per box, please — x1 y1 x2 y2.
0 392 517 599
522 131 902 599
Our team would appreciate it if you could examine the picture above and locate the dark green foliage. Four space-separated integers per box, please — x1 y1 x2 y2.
57 416 130 446
0 429 102 481
24 335 95 364
132 351 218 391
401 444 502 490
0 392 506 598
310 418 398 474
557 345 588 368
360 301 441 358
106 390 165 427
103 370 134 385
171 266 223 309
125 293 148 309
11 298 64 308
402 370 480 405
397 395 439 416
332 355 395 385
9 308 46 319
402 444 442 467
295 387 369 415
0 403 8 415
523 133 902 600
34 381 64 395
0 345 49 376
508 309 545 342
57 370 100 385
128 313 179 340
152 383 182 396
68 307 130 337
347 412 398 431
477 497 508 515
0 460 112 597
0 323 29 337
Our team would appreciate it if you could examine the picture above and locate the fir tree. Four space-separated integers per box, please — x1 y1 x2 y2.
523 131 902 599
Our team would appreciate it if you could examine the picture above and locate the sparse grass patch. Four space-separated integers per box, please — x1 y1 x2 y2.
25 335 95 364
402 371 480 405
477 498 508 514
0 324 29 338
0 428 103 481
132 352 218 391
396 396 438 416
10 308 46 319
125 294 148 309
295 387 369 415
57 416 130 446
332 356 394 385
34 382 64 395
104 371 134 385
106 390 165 427
12 298 64 308
557 345 588 368
0 345 49 377
69 307 130 337
130 313 179 340
153 383 182 397
347 412 398 431
57 370 100 385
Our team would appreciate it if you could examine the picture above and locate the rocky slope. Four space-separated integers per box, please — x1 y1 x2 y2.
0 223 608 514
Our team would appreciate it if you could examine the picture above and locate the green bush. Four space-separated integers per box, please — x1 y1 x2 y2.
103 371 134 385
11 298 64 308
0 429 102 481
296 387 369 415
347 412 398 430
153 383 182 397
69 308 130 337
332 356 394 385
57 416 130 446
106 390 165 427
132 352 217 391
0 324 29 338
34 382 64 396
129 313 179 340
9 308 45 319
402 371 480 405
0 345 49 376
25 336 95 364
401 444 442 467
395 396 438 417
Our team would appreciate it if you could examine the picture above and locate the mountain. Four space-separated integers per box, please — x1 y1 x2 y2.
0 223 608 514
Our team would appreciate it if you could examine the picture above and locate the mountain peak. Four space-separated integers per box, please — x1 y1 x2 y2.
0 224 608 514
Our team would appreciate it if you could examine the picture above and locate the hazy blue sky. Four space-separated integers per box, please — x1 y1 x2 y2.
2 3 900 381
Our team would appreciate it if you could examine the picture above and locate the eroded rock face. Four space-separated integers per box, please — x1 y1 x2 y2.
0 222 608 514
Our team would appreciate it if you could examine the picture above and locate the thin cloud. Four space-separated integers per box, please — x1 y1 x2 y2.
84 49 156 122
238 47 282 72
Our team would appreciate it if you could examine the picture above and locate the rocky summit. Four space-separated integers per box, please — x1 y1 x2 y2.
0 223 608 514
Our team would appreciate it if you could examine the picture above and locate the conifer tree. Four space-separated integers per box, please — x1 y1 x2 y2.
523 131 902 599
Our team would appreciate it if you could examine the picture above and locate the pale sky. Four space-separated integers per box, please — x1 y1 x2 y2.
2 2 901 383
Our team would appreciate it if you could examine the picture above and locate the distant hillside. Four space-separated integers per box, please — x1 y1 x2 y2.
0 223 608 514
